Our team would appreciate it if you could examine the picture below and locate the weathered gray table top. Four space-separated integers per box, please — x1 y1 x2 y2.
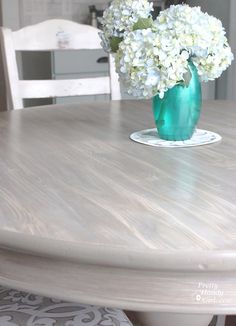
0 100 235 313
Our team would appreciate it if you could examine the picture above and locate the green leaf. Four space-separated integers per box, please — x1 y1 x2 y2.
183 67 192 87
132 17 153 31
110 36 123 53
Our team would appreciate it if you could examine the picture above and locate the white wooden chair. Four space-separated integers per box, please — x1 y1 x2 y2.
0 19 121 110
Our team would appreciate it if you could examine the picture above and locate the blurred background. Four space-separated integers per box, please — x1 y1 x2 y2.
0 0 235 110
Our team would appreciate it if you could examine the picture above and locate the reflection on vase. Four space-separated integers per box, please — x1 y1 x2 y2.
152 61 202 141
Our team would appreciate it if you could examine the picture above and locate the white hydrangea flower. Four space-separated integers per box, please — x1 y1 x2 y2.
101 3 233 99
155 4 234 82
116 28 189 98
99 0 153 53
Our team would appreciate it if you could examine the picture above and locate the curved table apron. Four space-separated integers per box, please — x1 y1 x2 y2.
0 100 235 325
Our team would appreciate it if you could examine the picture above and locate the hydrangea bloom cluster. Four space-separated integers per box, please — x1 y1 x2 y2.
99 0 153 52
116 28 189 98
100 2 234 99
155 4 234 82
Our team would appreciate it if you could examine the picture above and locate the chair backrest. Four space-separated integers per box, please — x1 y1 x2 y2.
0 19 121 110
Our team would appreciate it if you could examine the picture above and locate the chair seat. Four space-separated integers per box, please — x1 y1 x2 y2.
0 286 133 326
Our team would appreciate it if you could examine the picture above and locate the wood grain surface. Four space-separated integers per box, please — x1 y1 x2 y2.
0 100 235 312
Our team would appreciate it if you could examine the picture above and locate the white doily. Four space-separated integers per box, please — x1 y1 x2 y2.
130 128 222 148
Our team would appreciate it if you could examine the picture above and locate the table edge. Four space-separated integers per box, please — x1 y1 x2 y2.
1 230 236 272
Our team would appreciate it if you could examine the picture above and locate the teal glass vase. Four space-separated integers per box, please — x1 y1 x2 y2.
152 61 202 141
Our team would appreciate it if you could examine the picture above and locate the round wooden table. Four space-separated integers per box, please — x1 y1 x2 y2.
0 100 235 326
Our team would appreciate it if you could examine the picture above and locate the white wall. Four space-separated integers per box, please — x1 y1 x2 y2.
227 0 236 100
20 0 110 27
1 0 110 29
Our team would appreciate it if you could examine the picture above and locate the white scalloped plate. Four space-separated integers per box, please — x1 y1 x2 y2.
130 128 222 148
